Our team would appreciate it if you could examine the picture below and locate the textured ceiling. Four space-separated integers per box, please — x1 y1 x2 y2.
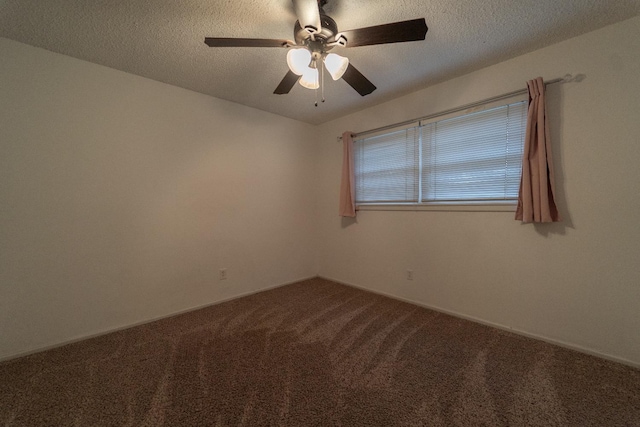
1 0 639 124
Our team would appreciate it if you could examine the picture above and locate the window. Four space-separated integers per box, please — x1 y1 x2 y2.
354 99 527 207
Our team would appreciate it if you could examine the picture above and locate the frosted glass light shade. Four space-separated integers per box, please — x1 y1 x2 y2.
324 53 349 80
286 48 312 76
299 67 319 89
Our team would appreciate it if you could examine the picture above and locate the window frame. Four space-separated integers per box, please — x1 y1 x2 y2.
353 94 528 212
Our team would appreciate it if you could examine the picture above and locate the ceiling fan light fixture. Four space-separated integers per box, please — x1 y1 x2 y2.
286 48 312 75
324 53 349 80
205 1 428 98
299 67 319 89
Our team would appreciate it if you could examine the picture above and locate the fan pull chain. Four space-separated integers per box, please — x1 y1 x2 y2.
314 61 325 107
321 61 325 103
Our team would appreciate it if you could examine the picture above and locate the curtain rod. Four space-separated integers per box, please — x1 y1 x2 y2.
337 74 573 141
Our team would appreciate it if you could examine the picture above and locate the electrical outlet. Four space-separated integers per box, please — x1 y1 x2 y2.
406 270 414 281
219 268 227 280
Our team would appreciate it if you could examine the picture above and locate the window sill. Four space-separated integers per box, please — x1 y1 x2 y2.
356 201 517 212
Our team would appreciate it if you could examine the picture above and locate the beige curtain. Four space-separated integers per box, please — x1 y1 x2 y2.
516 77 562 223
339 131 356 217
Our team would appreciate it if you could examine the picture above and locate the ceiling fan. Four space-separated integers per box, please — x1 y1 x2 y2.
204 0 428 100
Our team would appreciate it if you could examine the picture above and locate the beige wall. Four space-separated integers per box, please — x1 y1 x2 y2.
2 16 640 367
316 17 640 366
0 38 319 360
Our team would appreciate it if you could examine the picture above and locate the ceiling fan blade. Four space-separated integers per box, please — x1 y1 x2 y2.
340 18 428 47
274 70 300 95
292 0 321 33
204 38 291 48
341 64 376 96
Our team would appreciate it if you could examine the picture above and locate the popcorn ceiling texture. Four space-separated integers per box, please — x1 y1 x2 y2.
1 0 639 124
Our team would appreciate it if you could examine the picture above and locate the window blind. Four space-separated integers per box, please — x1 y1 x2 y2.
354 100 528 204
355 127 419 203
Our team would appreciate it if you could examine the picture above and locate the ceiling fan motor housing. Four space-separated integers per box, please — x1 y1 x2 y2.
294 13 342 52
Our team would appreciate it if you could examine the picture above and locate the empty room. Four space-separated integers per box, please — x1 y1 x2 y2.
1 0 639 425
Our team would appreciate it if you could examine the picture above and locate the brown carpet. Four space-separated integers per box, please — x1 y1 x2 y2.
1 278 639 426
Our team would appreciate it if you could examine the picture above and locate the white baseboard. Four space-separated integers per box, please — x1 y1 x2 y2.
0 275 317 363
319 275 640 370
